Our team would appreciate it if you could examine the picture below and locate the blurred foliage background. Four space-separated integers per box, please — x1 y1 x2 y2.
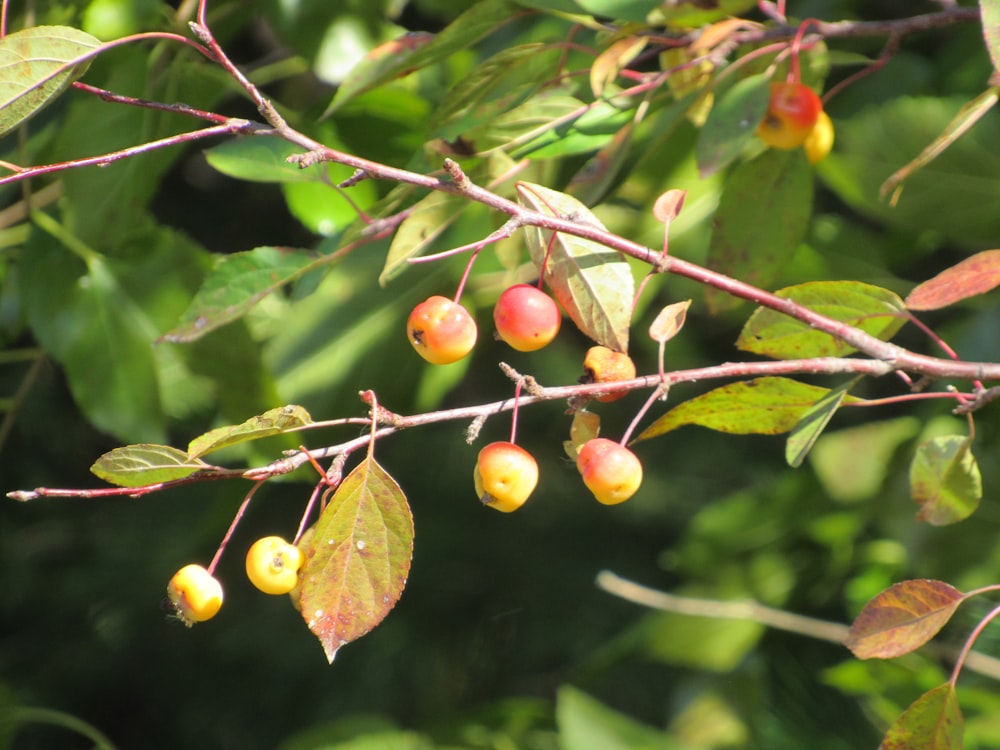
2 0 1000 748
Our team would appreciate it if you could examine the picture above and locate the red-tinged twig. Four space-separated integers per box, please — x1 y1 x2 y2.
207 479 267 574
72 82 233 124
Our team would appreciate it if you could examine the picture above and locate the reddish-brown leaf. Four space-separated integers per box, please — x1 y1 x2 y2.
906 249 1000 310
846 580 965 660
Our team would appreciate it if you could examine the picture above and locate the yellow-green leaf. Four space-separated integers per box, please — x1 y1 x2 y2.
187 405 313 459
90 444 209 488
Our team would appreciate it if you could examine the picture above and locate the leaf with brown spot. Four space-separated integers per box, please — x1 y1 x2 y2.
846 580 965 660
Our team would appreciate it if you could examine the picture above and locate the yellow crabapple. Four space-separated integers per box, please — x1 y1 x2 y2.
473 441 539 512
576 438 643 505
245 536 304 595
167 563 223 626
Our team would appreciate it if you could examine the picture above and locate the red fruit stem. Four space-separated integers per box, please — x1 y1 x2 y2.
509 379 524 445
207 479 266 574
950 599 1000 687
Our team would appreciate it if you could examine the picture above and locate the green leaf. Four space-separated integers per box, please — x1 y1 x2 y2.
556 686 676 750
983 0 1000 74
161 247 318 343
634 377 859 443
0 26 100 137
737 281 908 359
324 0 520 116
706 149 813 312
379 191 468 285
90 444 209 487
203 136 321 183
297 457 414 663
574 0 661 23
696 73 771 178
910 435 983 525
878 683 964 750
187 405 313 459
846 580 965 660
906 249 1000 310
785 377 860 468
516 182 633 351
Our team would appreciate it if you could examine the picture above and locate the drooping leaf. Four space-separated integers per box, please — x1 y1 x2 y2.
906 249 1000 310
590 36 647 99
878 683 964 750
706 149 813 312
634 377 861 443
846 580 965 660
0 26 100 137
162 247 318 342
203 136 322 183
297 457 414 663
556 686 674 750
648 300 691 344
881 87 1000 201
379 191 468 285
516 182 633 351
324 0 521 115
506 95 633 160
91 444 209 488
785 377 861 468
565 409 601 460
695 73 771 178
652 189 687 225
910 435 982 525
187 405 313 459
983 0 1000 74
737 281 908 359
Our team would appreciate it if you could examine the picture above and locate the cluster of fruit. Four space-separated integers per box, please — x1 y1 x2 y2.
407 282 644 513
166 536 303 625
756 81 834 163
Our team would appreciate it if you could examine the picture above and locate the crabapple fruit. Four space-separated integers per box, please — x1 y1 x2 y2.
167 563 223 626
582 345 637 402
407 295 477 365
576 438 643 505
803 110 835 164
493 284 561 352
757 82 822 150
473 441 539 512
246 536 304 595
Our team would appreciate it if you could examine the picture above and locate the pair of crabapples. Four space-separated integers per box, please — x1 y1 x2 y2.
406 284 561 364
473 436 643 512
757 81 835 163
166 536 304 625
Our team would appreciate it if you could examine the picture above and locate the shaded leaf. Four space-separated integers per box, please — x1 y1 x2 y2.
706 149 813 313
0 26 100 137
187 405 313 459
566 121 635 204
906 249 1000 310
910 436 982 525
882 88 1000 201
565 409 601 460
325 0 520 115
297 457 414 663
162 247 317 342
648 300 691 344
91 444 208 488
516 182 633 351
556 686 674 750
590 36 647 99
737 281 907 359
204 136 323 183
506 96 632 160
380 191 467 285
846 580 965 660
696 73 771 178
983 0 1000 74
634 377 861 443
785 377 860 468
878 683 964 750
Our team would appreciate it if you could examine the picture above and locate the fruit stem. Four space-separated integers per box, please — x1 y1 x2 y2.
207 479 266 574
509 379 524 444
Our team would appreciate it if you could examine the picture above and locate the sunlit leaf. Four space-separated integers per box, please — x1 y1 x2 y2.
297 457 414 663
652 189 687 225
695 73 771 178
785 377 860 468
162 247 318 343
556 686 672 750
706 149 813 313
379 191 468 285
0 26 100 137
634 377 861 443
516 182 633 351
91 444 209 488
590 36 646 99
846 580 965 660
565 409 601 459
575 0 661 22
910 435 982 525
648 300 691 344
325 0 521 116
878 683 963 750
187 405 313 459
906 249 1000 310
204 136 320 183
983 0 1000 74
737 281 907 359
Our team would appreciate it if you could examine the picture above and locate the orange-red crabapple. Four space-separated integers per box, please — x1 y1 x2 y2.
493 284 561 352
407 295 478 365
167 563 223 626
473 441 539 512
576 438 643 505
582 345 637 402
757 82 823 150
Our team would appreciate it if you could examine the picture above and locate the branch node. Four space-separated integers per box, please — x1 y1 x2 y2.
443 158 471 191
339 168 371 188
288 150 328 170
